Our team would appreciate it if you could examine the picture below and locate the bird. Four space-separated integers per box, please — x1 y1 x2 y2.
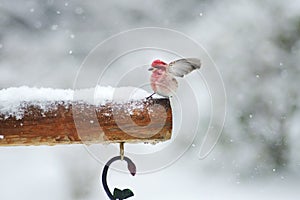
148 58 201 98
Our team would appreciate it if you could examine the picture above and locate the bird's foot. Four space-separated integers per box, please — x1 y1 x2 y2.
146 93 155 100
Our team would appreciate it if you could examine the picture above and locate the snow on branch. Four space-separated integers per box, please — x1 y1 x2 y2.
0 86 172 146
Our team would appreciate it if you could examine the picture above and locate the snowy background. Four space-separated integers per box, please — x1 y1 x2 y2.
1 0 300 199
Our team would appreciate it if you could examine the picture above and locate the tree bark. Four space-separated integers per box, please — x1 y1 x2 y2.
0 99 172 146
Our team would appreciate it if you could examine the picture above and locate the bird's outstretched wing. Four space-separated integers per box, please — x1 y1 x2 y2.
168 58 201 77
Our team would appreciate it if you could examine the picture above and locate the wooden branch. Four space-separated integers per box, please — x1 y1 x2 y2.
0 99 172 146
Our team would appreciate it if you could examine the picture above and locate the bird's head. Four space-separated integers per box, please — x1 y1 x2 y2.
148 59 168 71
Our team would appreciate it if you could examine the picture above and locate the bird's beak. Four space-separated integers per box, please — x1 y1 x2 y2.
148 67 154 71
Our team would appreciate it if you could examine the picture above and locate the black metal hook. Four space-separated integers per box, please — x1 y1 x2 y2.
102 156 136 200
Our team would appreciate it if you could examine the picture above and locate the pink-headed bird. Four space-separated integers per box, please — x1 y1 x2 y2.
148 58 201 98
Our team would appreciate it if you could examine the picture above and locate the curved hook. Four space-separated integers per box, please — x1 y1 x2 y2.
102 156 136 200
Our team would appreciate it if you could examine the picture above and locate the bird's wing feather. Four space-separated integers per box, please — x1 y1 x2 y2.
168 58 201 77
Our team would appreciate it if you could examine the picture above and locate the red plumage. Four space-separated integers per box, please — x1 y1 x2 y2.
149 58 201 97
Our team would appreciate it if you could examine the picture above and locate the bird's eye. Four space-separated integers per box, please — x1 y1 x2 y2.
155 66 166 70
